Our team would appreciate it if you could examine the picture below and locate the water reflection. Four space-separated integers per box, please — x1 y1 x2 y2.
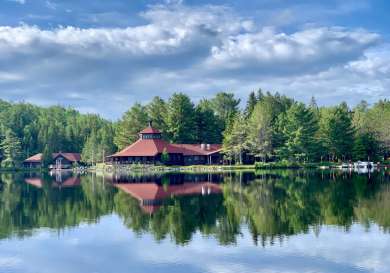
0 170 389 246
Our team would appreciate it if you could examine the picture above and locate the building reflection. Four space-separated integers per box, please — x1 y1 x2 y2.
115 181 221 213
106 173 223 213
25 171 81 189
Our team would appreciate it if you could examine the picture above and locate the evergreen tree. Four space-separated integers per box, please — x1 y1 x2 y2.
244 91 257 118
166 93 197 143
256 88 264 101
246 100 273 162
114 103 149 150
319 103 355 161
42 144 53 168
277 103 319 161
367 100 390 159
223 113 248 164
0 129 23 168
211 92 240 131
353 132 380 161
195 99 221 143
146 96 168 137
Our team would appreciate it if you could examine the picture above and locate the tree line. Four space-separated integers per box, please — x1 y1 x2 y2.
0 101 115 167
225 90 389 163
0 90 389 167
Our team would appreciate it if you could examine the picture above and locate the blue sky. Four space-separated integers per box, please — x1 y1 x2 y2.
0 0 389 119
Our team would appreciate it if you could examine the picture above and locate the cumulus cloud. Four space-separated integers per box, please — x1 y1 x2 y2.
0 2 387 118
207 27 379 75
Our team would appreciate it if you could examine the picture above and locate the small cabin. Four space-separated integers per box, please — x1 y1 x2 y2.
23 152 81 169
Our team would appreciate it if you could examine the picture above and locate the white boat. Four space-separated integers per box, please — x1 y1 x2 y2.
354 161 376 169
353 161 377 174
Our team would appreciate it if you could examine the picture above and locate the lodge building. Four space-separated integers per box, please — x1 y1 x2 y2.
108 123 223 165
23 152 81 169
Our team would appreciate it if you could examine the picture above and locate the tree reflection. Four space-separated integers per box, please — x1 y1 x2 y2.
0 170 389 246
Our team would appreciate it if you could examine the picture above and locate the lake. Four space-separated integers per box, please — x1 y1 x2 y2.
0 170 389 273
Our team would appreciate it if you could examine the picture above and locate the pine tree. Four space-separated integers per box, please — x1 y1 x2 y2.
0 129 23 168
114 103 149 150
319 103 355 161
277 103 319 161
246 101 273 162
211 92 240 131
146 96 168 137
166 93 197 143
42 144 53 168
195 99 221 144
244 91 258 118
223 113 248 164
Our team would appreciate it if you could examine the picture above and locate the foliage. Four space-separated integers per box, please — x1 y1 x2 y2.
223 113 248 164
318 103 355 161
166 93 197 143
82 125 116 165
0 129 22 168
194 99 222 144
0 101 115 167
114 103 149 150
276 103 319 161
161 148 170 164
246 99 273 161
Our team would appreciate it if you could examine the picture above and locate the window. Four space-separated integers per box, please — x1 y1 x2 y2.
142 133 161 139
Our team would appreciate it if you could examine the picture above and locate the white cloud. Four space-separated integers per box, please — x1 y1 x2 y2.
0 3 387 118
207 27 379 74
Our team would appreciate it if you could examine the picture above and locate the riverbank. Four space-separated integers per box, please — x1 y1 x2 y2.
94 163 256 174
96 162 390 174
0 167 43 173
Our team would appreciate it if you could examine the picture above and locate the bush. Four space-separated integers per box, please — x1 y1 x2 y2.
255 160 319 169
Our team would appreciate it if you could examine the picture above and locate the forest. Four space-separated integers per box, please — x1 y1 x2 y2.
0 90 389 167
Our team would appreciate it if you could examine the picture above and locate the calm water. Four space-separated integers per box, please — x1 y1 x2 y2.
0 170 390 273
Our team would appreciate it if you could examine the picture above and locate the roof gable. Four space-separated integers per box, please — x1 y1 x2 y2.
24 152 81 163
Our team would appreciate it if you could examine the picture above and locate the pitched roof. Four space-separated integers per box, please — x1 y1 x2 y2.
24 153 43 162
140 126 161 134
53 153 81 162
116 182 221 214
171 144 222 156
110 138 183 157
52 177 81 188
25 178 43 188
111 140 222 157
25 177 81 188
110 124 223 158
24 152 81 163
115 182 221 203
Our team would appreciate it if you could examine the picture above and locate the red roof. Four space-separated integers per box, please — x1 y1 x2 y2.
171 144 222 156
116 182 221 201
53 153 81 162
24 153 43 163
52 177 81 188
24 152 81 163
140 126 161 134
25 178 43 188
25 177 81 188
110 125 222 158
111 138 184 157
